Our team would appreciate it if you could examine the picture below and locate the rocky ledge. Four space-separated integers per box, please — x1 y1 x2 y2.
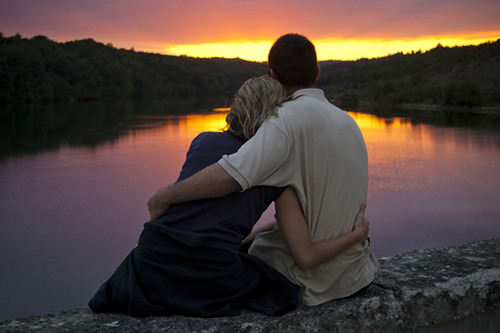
1 238 499 333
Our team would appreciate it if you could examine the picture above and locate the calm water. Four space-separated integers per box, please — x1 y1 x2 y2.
1 102 499 321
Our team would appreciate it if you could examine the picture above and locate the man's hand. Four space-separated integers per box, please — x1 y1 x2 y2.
147 186 171 221
146 163 241 221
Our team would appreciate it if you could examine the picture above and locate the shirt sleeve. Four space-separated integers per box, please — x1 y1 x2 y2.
218 121 291 190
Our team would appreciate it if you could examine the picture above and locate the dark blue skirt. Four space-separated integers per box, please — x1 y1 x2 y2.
88 227 299 317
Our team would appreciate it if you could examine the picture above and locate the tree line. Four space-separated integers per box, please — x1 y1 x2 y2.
319 40 500 108
0 33 266 105
1 32 499 107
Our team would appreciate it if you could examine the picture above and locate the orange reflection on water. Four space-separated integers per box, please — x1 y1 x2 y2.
183 113 228 134
348 112 438 193
149 111 493 197
349 111 414 131
148 113 229 145
172 113 228 145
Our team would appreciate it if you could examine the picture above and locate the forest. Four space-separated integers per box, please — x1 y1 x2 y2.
1 32 499 108
318 40 500 108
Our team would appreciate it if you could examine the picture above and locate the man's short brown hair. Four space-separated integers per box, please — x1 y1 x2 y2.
268 34 318 90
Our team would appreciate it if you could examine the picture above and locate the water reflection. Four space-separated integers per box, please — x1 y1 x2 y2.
0 98 226 159
351 111 500 259
0 112 232 321
0 104 499 321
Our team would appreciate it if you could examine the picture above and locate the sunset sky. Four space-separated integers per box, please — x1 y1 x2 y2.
1 0 499 61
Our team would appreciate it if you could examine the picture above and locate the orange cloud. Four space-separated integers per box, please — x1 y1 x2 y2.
1 0 499 60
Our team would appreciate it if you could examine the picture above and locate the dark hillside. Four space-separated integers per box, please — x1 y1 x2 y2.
0 33 266 105
318 39 500 108
1 32 499 108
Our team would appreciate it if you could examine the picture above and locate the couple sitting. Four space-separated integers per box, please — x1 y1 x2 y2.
89 34 379 317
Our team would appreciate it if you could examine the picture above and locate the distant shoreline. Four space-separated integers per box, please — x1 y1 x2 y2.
398 103 500 114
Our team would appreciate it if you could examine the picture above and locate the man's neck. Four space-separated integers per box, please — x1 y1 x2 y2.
287 84 317 95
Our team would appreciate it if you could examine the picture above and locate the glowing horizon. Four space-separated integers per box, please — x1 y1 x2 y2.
160 33 499 62
2 31 498 62
2 0 499 61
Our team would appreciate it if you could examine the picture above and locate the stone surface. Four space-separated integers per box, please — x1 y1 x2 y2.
1 238 499 332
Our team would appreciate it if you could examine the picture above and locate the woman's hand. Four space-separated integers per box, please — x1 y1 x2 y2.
241 222 275 246
353 203 369 242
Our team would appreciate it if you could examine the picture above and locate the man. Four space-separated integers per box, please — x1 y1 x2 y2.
148 34 379 305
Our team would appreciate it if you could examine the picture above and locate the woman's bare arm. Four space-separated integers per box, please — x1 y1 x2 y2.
276 187 368 270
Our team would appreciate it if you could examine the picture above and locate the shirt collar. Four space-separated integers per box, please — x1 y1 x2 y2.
292 88 325 100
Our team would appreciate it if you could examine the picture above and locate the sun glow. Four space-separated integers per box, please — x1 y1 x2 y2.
162 33 499 61
315 33 500 60
165 41 273 61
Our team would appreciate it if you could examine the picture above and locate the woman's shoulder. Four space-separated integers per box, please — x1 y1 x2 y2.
193 131 233 141
192 131 243 148
179 131 244 181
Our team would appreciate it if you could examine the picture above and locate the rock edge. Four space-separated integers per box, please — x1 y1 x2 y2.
1 238 499 332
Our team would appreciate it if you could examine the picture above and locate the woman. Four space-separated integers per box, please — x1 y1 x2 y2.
89 77 369 317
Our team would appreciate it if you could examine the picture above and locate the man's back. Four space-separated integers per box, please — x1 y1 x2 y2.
220 88 379 305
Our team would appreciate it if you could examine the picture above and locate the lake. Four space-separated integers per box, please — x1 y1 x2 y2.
1 101 499 321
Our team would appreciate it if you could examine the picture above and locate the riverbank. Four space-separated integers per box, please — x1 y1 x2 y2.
398 103 500 114
1 238 499 332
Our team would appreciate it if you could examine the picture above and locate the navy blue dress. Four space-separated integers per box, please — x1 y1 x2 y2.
88 132 299 317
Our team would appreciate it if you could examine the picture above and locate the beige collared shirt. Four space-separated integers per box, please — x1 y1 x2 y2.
219 88 379 305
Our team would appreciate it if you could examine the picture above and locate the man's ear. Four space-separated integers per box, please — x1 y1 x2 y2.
269 68 279 80
316 64 321 80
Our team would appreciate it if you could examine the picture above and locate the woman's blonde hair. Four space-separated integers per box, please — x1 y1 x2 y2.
226 77 289 140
